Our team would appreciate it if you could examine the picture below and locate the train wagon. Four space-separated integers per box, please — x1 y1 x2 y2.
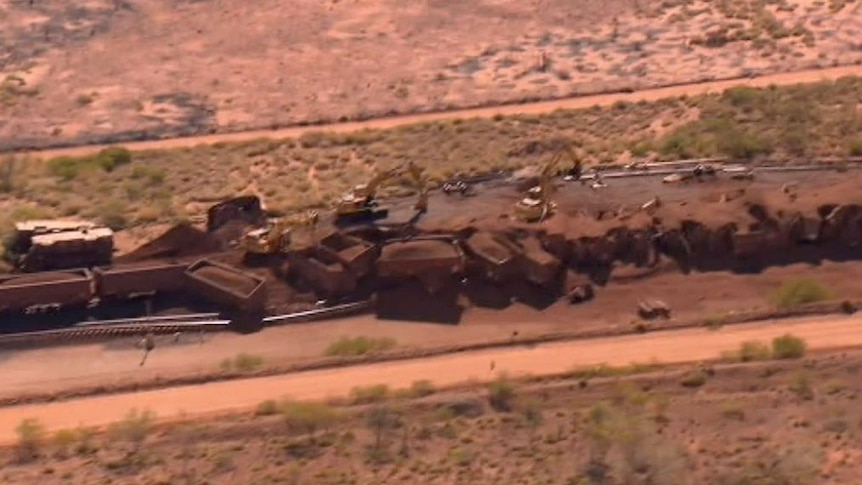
93 261 189 299
0 269 94 313
184 259 267 312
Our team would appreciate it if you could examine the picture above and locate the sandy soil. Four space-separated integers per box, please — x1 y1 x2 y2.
19 64 862 160
2 0 862 152
0 311 860 445
4 349 861 484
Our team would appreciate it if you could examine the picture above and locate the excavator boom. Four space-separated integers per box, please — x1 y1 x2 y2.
513 145 581 222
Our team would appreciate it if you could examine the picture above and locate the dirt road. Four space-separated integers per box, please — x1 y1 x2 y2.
26 65 862 160
1 313 861 443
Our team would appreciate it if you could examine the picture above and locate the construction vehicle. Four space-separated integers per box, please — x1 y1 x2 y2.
335 162 428 224
514 147 582 222
335 168 399 223
443 180 470 196
241 210 319 256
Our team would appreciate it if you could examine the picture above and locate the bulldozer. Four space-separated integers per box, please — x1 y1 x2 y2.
335 162 428 224
240 210 319 256
513 147 582 222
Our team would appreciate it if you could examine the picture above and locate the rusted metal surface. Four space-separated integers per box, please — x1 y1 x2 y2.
0 269 94 313
185 259 267 312
94 261 189 298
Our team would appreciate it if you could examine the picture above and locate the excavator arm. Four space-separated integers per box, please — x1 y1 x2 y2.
406 162 429 212
357 168 398 199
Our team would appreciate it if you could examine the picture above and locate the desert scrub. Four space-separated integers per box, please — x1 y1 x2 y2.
488 374 517 411
771 334 807 359
325 336 397 357
768 278 832 308
13 77 862 227
350 384 391 404
220 353 265 373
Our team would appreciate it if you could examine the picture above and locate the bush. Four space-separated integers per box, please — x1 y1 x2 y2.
282 401 340 435
325 336 396 357
772 334 807 359
255 400 280 416
680 370 708 388
768 278 831 308
716 130 772 159
16 418 45 462
233 353 264 372
350 384 390 404
97 200 130 231
488 375 516 411
407 379 435 398
849 139 862 156
108 409 156 450
738 340 772 362
46 146 132 181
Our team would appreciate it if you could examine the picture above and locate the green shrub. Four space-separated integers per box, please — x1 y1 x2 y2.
97 200 130 230
488 375 516 411
281 401 340 435
46 146 132 181
233 353 264 372
849 139 862 156
771 334 807 359
716 130 772 159
255 400 280 416
407 379 435 398
350 384 390 404
768 278 831 308
680 370 708 388
738 341 772 362
15 418 45 462
325 336 396 357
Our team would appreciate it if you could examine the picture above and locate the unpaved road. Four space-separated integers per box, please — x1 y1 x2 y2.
1 313 861 443
25 65 862 160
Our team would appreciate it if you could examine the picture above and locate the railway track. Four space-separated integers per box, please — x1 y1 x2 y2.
0 302 373 350
0 320 231 349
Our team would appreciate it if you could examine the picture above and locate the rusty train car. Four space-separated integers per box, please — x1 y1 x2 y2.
0 259 265 317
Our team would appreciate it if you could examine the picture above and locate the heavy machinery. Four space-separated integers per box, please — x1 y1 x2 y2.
514 147 582 222
335 168 399 223
241 210 319 256
335 162 428 224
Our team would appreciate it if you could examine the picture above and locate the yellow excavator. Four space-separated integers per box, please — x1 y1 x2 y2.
241 210 319 256
513 147 582 222
335 162 428 223
406 161 429 213
335 168 398 223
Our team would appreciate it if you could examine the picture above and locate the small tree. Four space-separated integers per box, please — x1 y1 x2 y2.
16 418 45 463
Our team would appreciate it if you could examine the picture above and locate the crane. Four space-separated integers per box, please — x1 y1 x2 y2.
513 146 582 222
